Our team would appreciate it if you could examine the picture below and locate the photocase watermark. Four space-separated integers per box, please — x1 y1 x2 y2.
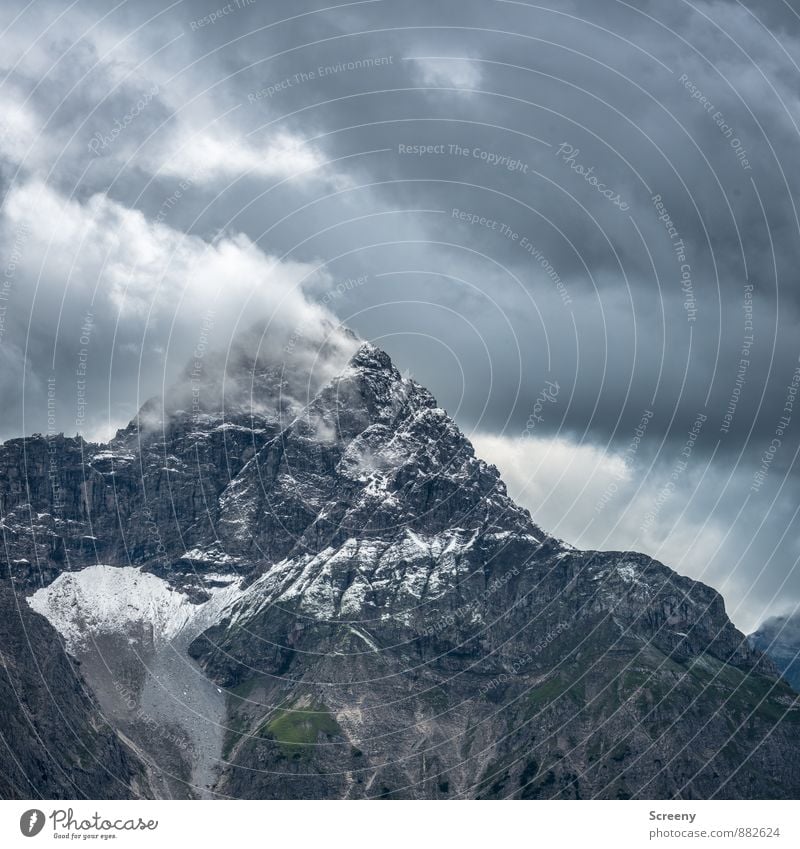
479 621 571 697
452 208 573 307
75 312 94 430
154 166 205 225
678 73 752 171
522 380 560 437
517 240 573 306
595 409 654 514
284 276 369 358
0 222 29 346
19 810 45 837
319 274 369 307
451 142 529 173
284 326 306 358
113 680 196 755
652 193 695 322
21 807 158 836
554 143 630 211
641 412 706 532
88 83 159 155
397 142 530 173
751 355 800 493
452 208 518 238
719 283 754 435
141 501 169 567
420 566 520 639
247 55 394 102
189 0 256 31
46 375 63 513
190 310 216 426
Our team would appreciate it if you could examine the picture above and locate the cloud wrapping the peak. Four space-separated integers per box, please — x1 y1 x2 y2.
0 179 356 440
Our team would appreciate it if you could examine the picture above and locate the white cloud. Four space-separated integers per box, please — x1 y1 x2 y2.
0 92 40 165
471 431 758 629
471 432 631 542
413 57 482 91
3 180 330 320
0 20 345 193
0 180 357 439
153 129 332 185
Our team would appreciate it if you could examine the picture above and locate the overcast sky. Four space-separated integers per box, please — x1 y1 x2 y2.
2 0 800 633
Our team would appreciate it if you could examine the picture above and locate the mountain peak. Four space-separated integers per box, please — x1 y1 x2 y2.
120 321 361 438
348 341 396 374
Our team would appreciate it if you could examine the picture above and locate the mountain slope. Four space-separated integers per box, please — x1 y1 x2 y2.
1 340 799 799
0 584 150 799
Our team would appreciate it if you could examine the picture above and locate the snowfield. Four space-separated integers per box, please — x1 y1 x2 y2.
28 564 244 651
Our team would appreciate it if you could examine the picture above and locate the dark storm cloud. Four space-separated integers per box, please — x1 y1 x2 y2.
1 0 800 630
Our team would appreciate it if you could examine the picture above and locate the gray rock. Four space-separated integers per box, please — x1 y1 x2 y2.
0 585 149 799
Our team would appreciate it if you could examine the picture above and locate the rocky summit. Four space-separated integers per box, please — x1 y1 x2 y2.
1 340 799 800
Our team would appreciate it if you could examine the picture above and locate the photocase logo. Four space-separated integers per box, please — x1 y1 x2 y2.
19 809 45 837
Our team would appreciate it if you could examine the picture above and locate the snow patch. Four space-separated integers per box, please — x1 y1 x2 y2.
180 545 238 566
91 450 135 462
28 565 243 651
616 564 638 584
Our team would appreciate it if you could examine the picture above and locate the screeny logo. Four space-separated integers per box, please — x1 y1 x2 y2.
19 809 45 837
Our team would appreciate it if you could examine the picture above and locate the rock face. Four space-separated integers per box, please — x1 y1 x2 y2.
0 584 149 799
749 613 800 693
1 340 799 799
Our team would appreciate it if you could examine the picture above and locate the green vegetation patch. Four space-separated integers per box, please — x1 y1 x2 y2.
259 698 343 758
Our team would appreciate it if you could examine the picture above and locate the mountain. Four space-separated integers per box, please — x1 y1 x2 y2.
749 613 800 693
1 339 799 799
